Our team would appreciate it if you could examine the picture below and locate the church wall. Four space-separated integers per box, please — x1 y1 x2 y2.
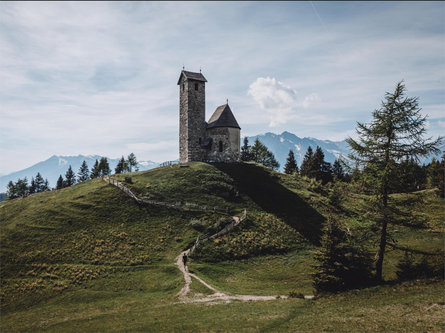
205 127 240 162
179 77 206 163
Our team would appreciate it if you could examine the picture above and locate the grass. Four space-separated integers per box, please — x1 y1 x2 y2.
1 162 444 332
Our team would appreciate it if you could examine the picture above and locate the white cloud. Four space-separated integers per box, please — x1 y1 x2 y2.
248 77 322 126
438 120 445 128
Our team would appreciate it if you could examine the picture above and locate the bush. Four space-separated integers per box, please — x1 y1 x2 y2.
312 216 374 293
396 252 444 281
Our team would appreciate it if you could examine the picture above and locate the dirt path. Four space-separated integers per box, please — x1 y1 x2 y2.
103 177 314 303
175 216 315 304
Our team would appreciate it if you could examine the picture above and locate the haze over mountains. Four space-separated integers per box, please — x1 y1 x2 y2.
0 155 158 192
1 131 443 192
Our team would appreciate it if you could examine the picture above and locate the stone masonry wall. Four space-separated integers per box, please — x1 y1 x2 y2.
179 77 206 163
205 127 240 162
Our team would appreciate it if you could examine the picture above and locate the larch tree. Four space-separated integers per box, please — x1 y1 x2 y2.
115 156 127 174
64 165 76 187
284 149 298 174
90 159 100 179
346 81 443 281
77 160 90 182
300 146 313 177
56 175 64 190
250 138 280 170
126 153 138 172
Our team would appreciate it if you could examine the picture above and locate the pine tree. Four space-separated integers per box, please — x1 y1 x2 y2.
240 137 252 161
29 177 36 194
42 179 50 192
77 160 90 182
250 138 280 170
34 172 45 192
333 159 345 181
6 181 17 199
126 153 138 172
311 146 333 184
312 216 374 293
98 157 111 176
427 157 440 189
56 175 64 190
15 178 29 197
64 165 76 187
347 81 443 281
115 156 127 174
90 159 100 179
300 146 313 177
284 150 298 174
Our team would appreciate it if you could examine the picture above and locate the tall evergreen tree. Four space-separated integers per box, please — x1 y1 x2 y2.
300 146 313 177
347 81 443 281
312 216 374 293
240 137 252 161
6 181 17 199
333 159 345 181
77 160 90 182
427 157 440 189
56 175 64 190
311 146 333 184
284 150 298 174
15 178 29 197
98 157 111 176
64 165 76 187
34 172 45 192
29 177 36 194
250 138 280 170
42 179 50 192
115 156 127 174
126 153 138 172
90 159 100 179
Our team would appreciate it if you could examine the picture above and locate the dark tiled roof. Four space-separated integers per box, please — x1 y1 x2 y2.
177 70 207 85
207 104 240 129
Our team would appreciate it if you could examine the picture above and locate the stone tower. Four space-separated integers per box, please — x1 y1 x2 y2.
178 70 207 163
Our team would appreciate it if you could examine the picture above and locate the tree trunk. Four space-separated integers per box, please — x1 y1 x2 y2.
375 181 389 281
375 218 387 281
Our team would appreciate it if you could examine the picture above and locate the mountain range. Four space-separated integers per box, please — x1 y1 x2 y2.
1 131 443 192
0 155 158 192
246 131 444 171
245 131 351 170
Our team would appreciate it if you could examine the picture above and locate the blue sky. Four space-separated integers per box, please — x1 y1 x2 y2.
1 1 444 174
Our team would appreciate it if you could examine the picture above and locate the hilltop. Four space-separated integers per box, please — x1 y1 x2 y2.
1 162 443 332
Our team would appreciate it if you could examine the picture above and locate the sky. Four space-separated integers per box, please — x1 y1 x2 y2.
1 1 444 174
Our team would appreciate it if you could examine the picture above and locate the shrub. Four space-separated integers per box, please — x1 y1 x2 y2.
312 216 374 293
396 252 444 281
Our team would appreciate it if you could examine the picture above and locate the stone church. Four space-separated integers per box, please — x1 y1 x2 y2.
178 70 241 164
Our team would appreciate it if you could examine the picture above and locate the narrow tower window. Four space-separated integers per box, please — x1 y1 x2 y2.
199 138 202 145
182 83 185 91
219 141 223 152
195 83 198 91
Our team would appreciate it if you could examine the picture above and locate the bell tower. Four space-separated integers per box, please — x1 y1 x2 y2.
178 70 207 163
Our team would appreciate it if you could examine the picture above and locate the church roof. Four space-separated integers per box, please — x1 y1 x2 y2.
177 70 207 85
207 104 240 129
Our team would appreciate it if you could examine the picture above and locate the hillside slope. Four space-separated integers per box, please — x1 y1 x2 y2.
1 162 443 332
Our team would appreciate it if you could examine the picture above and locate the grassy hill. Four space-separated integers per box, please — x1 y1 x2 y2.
1 162 444 332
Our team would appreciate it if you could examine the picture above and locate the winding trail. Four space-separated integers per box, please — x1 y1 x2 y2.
103 176 314 303
175 216 315 304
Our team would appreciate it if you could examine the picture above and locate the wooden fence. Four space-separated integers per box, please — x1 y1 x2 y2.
105 176 230 214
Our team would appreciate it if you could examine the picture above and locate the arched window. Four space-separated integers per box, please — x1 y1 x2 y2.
182 83 185 91
219 141 223 152
195 83 199 91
